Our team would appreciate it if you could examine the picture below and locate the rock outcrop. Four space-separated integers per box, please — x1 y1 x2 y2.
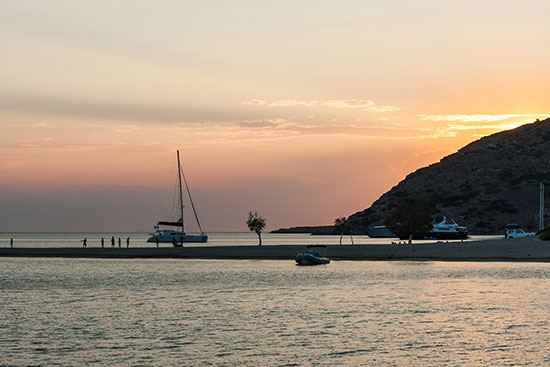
274 119 550 234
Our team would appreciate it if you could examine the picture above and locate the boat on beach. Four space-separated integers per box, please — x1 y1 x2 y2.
147 151 207 245
430 217 469 240
366 226 397 238
295 245 330 265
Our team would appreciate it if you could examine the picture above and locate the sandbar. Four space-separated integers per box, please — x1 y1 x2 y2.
1 237 549 262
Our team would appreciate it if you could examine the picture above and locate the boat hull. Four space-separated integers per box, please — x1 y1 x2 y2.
147 233 208 243
366 226 397 238
431 231 469 240
295 253 330 265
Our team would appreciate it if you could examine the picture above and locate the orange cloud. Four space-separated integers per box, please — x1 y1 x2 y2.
244 98 400 112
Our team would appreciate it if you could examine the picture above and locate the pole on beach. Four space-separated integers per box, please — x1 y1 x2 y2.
540 182 545 231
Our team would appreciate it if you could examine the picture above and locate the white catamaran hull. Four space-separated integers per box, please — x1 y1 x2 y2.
147 231 208 243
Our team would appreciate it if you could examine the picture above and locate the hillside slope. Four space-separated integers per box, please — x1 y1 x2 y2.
345 118 550 234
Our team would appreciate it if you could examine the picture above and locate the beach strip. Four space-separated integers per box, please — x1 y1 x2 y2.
1 237 549 262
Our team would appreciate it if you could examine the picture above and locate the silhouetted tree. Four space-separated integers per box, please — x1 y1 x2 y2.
384 195 434 245
246 211 266 246
334 216 346 245
334 216 355 245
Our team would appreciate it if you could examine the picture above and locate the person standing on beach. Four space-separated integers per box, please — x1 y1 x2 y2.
118 237 121 247
111 236 115 247
155 236 159 248
10 238 13 248
126 237 130 248
101 238 104 248
83 237 87 248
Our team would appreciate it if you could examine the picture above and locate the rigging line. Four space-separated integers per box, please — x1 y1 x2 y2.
170 177 179 221
180 165 204 234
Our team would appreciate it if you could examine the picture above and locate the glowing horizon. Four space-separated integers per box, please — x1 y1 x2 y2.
1 1 549 231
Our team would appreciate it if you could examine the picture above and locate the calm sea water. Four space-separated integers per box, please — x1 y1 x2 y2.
0 232 501 248
1 258 549 366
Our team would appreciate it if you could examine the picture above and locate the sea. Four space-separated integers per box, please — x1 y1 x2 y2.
0 231 500 248
1 233 549 366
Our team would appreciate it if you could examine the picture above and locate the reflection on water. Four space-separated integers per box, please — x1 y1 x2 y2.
1 259 549 366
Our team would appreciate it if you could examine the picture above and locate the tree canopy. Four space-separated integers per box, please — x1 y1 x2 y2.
384 195 434 243
246 211 266 246
334 216 347 245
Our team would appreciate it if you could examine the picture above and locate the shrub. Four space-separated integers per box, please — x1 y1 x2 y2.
539 228 550 241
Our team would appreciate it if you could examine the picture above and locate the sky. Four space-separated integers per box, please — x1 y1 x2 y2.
1 0 549 231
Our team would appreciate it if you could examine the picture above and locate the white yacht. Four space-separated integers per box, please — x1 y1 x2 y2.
431 217 469 240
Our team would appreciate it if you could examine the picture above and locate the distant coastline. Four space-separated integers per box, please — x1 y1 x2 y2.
270 225 334 235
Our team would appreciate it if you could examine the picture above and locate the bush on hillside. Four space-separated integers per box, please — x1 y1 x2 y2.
539 228 550 241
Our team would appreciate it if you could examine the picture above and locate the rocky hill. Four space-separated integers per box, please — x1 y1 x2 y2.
274 119 550 235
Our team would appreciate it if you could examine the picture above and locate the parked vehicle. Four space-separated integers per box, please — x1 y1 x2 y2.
505 224 535 239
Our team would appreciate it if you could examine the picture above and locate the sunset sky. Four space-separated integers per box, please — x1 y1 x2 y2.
1 1 549 231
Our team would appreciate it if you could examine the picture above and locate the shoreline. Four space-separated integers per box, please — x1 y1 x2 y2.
1 237 549 262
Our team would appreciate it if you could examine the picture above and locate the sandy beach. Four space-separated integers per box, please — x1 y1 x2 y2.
1 236 549 262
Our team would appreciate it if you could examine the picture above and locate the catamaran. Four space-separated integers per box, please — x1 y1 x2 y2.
147 151 208 245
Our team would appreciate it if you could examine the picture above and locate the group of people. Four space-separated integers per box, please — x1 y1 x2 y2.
6 236 172 248
82 236 131 248
80 236 176 248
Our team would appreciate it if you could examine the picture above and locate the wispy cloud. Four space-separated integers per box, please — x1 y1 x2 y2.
244 99 316 107
417 113 550 133
235 119 286 128
417 113 550 123
446 122 528 131
3 122 54 128
322 99 400 112
244 98 400 113
113 124 146 133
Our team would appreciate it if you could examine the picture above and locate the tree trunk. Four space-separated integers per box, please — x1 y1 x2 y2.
257 231 262 246
339 233 343 245
349 234 354 245
408 233 413 245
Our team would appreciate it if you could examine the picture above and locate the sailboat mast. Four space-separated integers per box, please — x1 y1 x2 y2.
177 150 184 233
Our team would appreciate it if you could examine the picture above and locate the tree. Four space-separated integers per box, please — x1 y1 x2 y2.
334 216 346 245
246 211 266 246
384 195 434 245
334 216 355 245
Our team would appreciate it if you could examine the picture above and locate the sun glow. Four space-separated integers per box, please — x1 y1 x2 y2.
2 1 550 230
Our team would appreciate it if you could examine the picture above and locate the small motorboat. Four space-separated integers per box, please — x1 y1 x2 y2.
295 245 330 265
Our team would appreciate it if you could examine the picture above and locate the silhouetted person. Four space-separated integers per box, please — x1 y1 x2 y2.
101 238 104 248
126 237 130 248
10 238 13 248
172 237 177 247
83 237 87 248
155 236 159 248
118 237 121 247
111 236 115 247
